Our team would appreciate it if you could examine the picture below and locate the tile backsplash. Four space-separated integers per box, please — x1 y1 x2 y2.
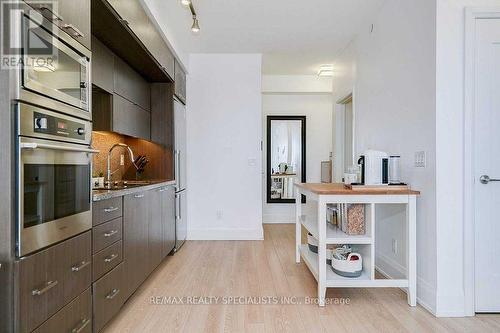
91 131 173 182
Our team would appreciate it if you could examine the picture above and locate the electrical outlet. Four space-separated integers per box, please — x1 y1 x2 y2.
414 151 426 168
392 239 398 254
216 210 223 220
120 154 125 166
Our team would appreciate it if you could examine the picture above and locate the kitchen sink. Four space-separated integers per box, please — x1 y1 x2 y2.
93 180 160 191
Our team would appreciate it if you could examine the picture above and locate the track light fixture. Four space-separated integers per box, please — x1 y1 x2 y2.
180 1 200 33
191 16 200 33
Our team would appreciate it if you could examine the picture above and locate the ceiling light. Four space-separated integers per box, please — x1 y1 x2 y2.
317 65 334 77
181 0 191 6
191 16 200 33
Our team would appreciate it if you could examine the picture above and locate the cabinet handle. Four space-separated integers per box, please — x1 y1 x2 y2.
104 230 118 237
39 6 64 21
134 194 145 198
32 280 58 296
104 254 118 263
104 206 119 213
71 260 90 272
105 288 120 300
71 318 91 333
62 23 84 38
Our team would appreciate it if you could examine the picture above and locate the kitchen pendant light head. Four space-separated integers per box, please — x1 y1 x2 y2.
191 16 200 33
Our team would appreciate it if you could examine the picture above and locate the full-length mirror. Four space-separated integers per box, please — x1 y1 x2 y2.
267 116 306 203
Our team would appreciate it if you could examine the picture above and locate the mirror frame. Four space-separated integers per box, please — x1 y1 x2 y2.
266 115 306 204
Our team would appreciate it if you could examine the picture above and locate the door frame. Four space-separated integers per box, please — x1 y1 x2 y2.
463 7 500 316
335 91 355 181
266 115 306 204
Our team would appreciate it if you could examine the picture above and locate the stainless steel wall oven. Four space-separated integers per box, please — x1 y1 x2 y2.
16 102 97 257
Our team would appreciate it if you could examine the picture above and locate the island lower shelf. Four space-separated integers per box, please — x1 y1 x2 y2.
299 245 408 288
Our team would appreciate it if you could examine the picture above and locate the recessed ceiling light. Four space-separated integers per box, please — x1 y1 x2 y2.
181 0 191 6
317 65 334 77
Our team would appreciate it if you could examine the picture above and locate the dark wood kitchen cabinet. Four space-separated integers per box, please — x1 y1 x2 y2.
114 56 151 111
112 93 151 140
28 0 91 50
148 188 163 272
93 262 125 332
57 0 91 49
106 0 175 79
161 186 176 258
123 191 150 300
16 231 91 333
91 35 114 93
151 83 174 148
148 185 175 269
32 289 92 333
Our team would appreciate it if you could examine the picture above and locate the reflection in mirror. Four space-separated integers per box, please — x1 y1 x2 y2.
267 116 306 203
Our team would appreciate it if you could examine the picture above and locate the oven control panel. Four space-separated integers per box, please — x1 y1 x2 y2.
34 112 87 140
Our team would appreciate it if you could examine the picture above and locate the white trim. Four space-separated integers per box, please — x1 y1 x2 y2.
335 89 356 176
463 6 500 317
188 227 264 240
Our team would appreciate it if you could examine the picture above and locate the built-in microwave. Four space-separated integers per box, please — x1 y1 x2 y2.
16 102 97 257
19 9 91 113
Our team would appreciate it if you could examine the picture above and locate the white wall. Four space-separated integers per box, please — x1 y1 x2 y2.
262 75 332 223
186 54 263 240
331 0 438 313
435 0 500 317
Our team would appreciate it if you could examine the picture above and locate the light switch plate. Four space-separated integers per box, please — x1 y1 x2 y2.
414 151 426 168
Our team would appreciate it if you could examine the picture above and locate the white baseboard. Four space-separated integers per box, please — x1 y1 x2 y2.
262 214 294 224
376 253 437 316
262 220 294 224
188 227 264 240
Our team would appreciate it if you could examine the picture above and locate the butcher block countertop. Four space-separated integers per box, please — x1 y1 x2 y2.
295 183 420 195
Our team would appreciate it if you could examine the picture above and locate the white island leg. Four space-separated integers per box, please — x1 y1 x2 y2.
295 188 302 263
406 195 417 306
317 198 327 306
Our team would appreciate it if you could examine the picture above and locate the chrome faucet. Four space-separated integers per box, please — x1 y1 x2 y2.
106 143 138 187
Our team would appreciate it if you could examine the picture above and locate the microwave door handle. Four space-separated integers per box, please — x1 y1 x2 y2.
20 142 99 154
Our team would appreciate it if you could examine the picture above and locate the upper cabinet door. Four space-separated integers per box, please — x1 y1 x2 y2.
57 0 91 49
113 56 151 111
91 36 114 93
174 60 186 104
106 0 175 79
27 0 91 50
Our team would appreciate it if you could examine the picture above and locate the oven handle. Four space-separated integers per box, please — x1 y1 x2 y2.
20 142 99 154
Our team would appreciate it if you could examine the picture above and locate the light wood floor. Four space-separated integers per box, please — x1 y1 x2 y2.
104 224 500 333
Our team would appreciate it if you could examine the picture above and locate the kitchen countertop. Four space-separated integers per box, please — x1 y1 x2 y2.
295 183 420 195
92 180 176 202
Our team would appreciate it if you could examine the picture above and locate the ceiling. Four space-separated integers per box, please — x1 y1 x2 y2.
145 0 385 75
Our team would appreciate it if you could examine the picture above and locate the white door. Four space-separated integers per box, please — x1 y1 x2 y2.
474 18 500 313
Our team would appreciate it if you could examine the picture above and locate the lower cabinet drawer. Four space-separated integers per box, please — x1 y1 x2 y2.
93 217 123 253
17 231 91 333
93 262 125 332
32 288 92 333
93 240 123 281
